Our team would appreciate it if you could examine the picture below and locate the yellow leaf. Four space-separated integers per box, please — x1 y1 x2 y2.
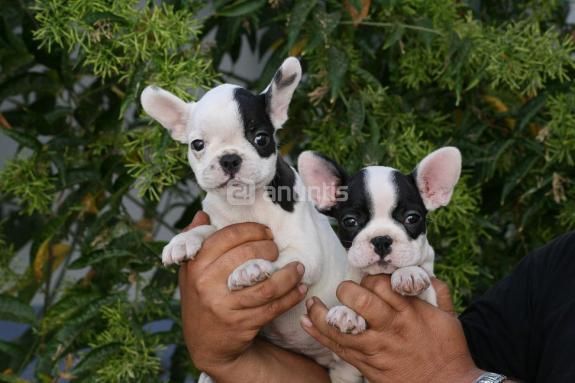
482 95 516 129
81 193 98 215
344 0 372 26
34 239 72 281
289 37 308 57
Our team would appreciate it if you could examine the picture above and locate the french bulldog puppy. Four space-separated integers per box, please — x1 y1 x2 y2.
141 58 358 382
298 147 462 335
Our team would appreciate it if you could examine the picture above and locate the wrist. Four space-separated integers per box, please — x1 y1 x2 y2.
201 342 263 382
428 354 484 383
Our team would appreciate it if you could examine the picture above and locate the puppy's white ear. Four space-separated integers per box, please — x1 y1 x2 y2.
298 151 346 214
264 57 302 129
414 147 462 211
140 86 195 143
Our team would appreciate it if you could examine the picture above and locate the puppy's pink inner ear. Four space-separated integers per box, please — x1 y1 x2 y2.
416 148 461 211
298 152 342 210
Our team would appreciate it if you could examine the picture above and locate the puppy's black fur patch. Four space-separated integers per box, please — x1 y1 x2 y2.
267 156 297 212
391 171 427 239
234 88 276 158
274 68 297 89
331 170 372 249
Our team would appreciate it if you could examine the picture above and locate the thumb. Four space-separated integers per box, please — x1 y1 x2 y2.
182 211 211 232
431 278 455 315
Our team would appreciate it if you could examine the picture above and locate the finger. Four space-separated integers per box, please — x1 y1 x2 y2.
208 240 279 277
300 314 364 364
197 222 274 267
361 274 411 313
248 282 307 326
231 262 305 309
304 297 363 349
431 278 455 314
182 211 211 232
336 280 394 330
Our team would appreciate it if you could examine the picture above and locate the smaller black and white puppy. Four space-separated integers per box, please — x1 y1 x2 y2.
298 147 462 334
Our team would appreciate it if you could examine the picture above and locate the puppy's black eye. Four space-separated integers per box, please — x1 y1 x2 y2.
254 132 270 147
404 212 421 225
191 139 204 151
342 216 359 228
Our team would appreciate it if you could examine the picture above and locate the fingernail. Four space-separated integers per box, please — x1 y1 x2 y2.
300 315 313 328
264 227 273 238
298 284 308 294
306 298 314 310
296 263 305 275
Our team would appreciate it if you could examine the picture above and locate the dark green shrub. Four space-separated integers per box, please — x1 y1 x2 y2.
0 0 574 381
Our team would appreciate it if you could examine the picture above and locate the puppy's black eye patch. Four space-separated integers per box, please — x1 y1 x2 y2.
234 88 276 158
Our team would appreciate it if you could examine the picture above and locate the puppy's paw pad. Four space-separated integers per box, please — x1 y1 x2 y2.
326 306 366 335
162 230 204 265
228 259 274 290
391 267 431 296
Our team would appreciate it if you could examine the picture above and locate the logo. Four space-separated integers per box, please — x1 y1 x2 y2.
226 180 256 205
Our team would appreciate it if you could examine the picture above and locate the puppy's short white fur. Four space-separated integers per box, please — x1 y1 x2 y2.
141 58 359 382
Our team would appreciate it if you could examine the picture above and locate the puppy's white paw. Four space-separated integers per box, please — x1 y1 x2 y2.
227 259 275 291
391 266 431 296
161 225 216 265
326 305 366 335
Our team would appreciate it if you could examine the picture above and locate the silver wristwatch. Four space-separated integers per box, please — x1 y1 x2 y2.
474 372 507 383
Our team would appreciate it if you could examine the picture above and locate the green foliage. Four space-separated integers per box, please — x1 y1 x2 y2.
1 0 575 381
0 157 56 215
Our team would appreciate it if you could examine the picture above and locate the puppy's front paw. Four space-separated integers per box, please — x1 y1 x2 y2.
162 225 216 265
391 266 431 296
227 259 275 291
326 305 366 335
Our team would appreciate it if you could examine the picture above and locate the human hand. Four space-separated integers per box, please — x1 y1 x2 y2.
179 212 308 379
301 275 483 383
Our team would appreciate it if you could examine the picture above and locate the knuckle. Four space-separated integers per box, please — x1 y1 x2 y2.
256 282 276 300
266 300 281 315
355 293 373 313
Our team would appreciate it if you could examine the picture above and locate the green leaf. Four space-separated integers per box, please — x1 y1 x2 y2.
348 96 365 135
327 46 348 101
383 24 404 50
0 128 41 150
517 93 546 132
0 295 36 324
83 12 129 26
500 155 539 204
217 0 266 17
69 249 134 269
287 0 318 48
0 340 22 356
71 343 122 378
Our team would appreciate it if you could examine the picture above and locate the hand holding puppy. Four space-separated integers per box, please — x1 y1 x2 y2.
302 275 483 383
178 212 310 380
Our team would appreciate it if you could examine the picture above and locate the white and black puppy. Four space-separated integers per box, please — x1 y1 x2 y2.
298 147 462 334
141 58 358 382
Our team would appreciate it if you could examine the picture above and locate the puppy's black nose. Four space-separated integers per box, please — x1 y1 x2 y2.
371 236 393 257
219 154 242 175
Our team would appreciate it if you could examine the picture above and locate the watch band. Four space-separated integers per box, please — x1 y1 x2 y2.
474 372 507 383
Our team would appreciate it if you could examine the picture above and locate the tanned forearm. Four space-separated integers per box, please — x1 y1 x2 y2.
208 339 330 383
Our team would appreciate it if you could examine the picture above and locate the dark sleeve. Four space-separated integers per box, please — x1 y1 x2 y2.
459 231 575 383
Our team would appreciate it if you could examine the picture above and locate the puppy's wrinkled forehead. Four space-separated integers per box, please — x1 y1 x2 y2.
191 84 276 157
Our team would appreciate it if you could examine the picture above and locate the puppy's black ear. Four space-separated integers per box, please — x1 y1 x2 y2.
413 146 462 211
263 57 302 129
298 151 347 215
141 86 195 143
